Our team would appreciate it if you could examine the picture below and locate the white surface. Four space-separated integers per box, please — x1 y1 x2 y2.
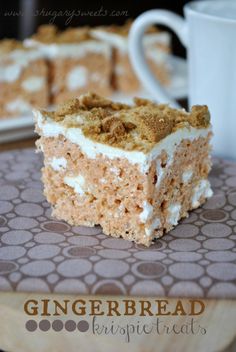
6 99 32 114
0 64 22 83
167 203 181 226
50 157 67 171
145 218 161 237
140 201 153 223
21 76 45 92
64 175 86 195
192 179 213 208
24 39 111 59
0 49 45 82
182 169 193 183
66 66 88 90
0 55 187 143
129 1 236 159
91 28 171 53
35 108 211 174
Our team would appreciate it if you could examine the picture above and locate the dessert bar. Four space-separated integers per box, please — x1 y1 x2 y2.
34 93 212 246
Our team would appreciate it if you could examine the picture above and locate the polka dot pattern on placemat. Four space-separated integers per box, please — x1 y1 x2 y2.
0 149 235 298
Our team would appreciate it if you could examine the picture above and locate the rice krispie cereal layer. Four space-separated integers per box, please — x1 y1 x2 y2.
91 22 171 92
113 52 170 92
51 54 112 104
34 93 212 246
0 40 49 117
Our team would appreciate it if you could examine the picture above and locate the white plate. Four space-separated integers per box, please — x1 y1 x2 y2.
0 56 187 143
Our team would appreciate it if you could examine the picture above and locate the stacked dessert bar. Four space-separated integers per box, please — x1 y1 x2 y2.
0 23 171 118
25 25 112 104
34 92 212 246
91 21 171 92
0 39 49 117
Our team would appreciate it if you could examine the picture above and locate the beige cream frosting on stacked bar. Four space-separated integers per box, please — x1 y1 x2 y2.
0 39 49 117
34 92 213 246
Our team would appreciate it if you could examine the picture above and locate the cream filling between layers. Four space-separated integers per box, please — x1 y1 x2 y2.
24 39 111 59
66 66 88 90
145 218 161 237
0 49 45 83
146 49 169 65
21 76 45 92
34 110 211 174
182 169 193 183
64 175 86 195
91 30 170 54
6 99 32 113
140 201 153 223
167 203 181 226
192 180 213 208
50 157 67 171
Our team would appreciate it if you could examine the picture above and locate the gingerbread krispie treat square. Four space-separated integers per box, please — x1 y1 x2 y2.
34 92 213 246
91 22 171 93
0 39 49 118
25 25 112 104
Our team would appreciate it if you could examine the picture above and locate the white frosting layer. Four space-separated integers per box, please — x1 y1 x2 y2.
156 160 165 187
140 201 153 223
143 32 171 47
0 64 21 83
21 76 45 92
192 180 213 208
50 157 67 171
24 39 111 59
64 175 86 195
6 99 32 113
182 169 193 183
168 203 181 226
146 48 169 65
0 49 45 82
145 218 161 237
91 29 170 54
66 66 88 90
34 110 211 174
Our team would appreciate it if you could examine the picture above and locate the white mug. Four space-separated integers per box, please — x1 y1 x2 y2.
129 0 236 160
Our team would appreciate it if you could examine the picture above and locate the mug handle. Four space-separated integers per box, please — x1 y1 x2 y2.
128 10 188 108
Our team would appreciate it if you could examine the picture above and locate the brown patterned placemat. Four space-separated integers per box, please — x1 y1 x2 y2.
0 148 236 298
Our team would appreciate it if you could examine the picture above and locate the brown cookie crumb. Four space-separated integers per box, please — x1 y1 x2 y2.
134 97 153 107
32 25 58 43
102 116 119 132
110 120 126 138
44 92 211 153
0 39 24 54
131 106 174 143
78 92 128 110
31 25 92 44
190 105 211 128
56 98 81 117
58 27 91 43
